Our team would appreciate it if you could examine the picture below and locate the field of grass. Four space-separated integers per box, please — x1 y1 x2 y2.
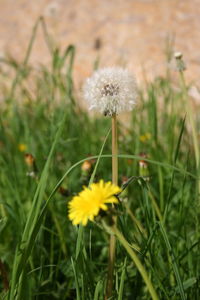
0 19 199 299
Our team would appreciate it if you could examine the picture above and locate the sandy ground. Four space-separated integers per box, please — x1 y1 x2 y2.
0 0 200 103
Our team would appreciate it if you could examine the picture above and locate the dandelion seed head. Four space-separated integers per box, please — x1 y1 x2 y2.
83 67 137 116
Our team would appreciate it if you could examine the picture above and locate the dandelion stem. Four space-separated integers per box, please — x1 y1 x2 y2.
112 113 118 185
106 113 118 299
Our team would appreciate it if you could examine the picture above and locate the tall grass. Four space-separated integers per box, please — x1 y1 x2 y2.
0 19 199 299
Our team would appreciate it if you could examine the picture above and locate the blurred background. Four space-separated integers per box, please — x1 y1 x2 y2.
0 0 200 102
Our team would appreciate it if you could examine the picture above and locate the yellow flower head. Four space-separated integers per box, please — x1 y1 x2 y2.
18 143 27 152
139 133 151 143
68 180 121 226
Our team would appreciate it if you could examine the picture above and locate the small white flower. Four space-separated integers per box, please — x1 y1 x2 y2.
83 67 137 116
169 52 186 72
44 1 60 17
174 52 183 59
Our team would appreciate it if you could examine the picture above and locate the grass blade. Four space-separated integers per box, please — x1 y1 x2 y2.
159 222 186 300
8 113 67 299
118 258 127 300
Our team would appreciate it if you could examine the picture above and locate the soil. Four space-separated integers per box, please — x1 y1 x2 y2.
0 0 200 102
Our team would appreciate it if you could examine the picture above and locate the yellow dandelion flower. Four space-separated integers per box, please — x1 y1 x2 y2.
18 143 27 152
139 133 151 143
68 180 121 226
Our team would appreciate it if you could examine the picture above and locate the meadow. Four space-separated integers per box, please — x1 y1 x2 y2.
0 19 199 299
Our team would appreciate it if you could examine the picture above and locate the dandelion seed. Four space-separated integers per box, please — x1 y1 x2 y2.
83 67 137 116
26 171 35 178
68 180 121 226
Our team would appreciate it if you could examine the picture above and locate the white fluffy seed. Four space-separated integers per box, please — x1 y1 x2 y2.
83 67 137 116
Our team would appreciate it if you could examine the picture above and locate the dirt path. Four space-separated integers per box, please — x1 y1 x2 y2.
0 0 200 97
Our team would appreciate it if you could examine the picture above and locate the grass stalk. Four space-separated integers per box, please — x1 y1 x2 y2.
178 69 200 211
112 226 159 300
179 71 199 168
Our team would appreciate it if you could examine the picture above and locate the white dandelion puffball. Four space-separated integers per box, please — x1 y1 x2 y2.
83 67 137 116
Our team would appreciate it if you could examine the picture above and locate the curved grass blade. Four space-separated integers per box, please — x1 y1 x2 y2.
164 116 186 222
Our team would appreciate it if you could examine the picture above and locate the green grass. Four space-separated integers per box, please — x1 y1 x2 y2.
0 19 199 299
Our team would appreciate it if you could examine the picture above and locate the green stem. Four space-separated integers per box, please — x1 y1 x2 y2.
179 70 200 209
112 113 118 185
105 113 118 299
112 226 159 300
